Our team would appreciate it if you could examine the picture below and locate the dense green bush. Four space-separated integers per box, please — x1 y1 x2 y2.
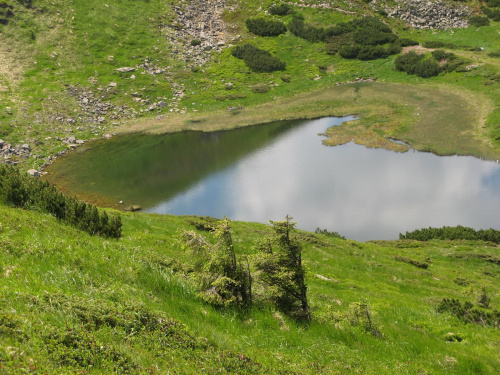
400 225 500 243
245 18 287 37
325 34 355 54
338 45 361 59
430 50 468 72
339 43 397 61
395 51 441 78
399 38 419 47
483 7 500 21
353 26 397 46
357 45 390 60
422 40 456 49
486 0 500 6
288 16 327 42
414 59 441 78
326 22 355 37
0 164 122 238
469 15 490 27
232 44 286 72
431 49 452 61
325 16 399 60
269 3 293 16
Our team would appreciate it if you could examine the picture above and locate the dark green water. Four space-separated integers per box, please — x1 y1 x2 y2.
45 116 500 241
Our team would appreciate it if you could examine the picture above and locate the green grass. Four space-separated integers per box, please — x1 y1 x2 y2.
1 0 500 167
1 204 499 373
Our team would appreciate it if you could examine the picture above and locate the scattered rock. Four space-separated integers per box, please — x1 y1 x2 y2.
115 67 135 73
163 0 234 67
126 205 142 212
383 0 471 30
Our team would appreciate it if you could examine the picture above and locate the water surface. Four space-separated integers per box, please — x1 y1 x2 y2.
45 117 500 241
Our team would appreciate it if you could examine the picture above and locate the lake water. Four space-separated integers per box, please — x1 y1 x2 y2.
44 116 500 241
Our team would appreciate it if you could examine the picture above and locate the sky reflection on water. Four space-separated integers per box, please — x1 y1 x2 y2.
146 117 500 241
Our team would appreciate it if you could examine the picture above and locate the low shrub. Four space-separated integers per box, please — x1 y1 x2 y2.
338 45 361 59
288 16 326 42
315 227 345 239
422 40 456 49
245 18 287 37
357 45 390 60
214 93 247 101
414 59 441 78
483 7 500 22
395 51 441 77
45 327 137 372
431 49 452 61
488 50 500 57
469 16 490 27
0 164 122 238
232 44 286 72
325 33 355 54
400 225 500 243
399 38 419 47
269 3 293 16
353 27 397 46
251 83 270 94
437 298 500 328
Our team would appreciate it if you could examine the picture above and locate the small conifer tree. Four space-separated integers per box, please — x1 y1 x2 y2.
254 215 310 320
182 218 251 307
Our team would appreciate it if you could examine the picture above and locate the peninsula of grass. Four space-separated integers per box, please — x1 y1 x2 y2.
124 80 500 160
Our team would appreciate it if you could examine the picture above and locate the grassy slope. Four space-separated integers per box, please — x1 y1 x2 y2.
1 205 499 374
0 0 500 166
1 1 500 373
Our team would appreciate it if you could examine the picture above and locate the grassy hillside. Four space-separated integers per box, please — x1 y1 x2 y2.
1 204 499 373
1 1 500 373
0 0 500 168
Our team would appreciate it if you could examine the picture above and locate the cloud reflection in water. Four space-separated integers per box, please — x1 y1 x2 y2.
147 117 500 241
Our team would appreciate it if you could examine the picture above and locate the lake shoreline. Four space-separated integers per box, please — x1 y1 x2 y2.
40 80 500 179
115 80 499 161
